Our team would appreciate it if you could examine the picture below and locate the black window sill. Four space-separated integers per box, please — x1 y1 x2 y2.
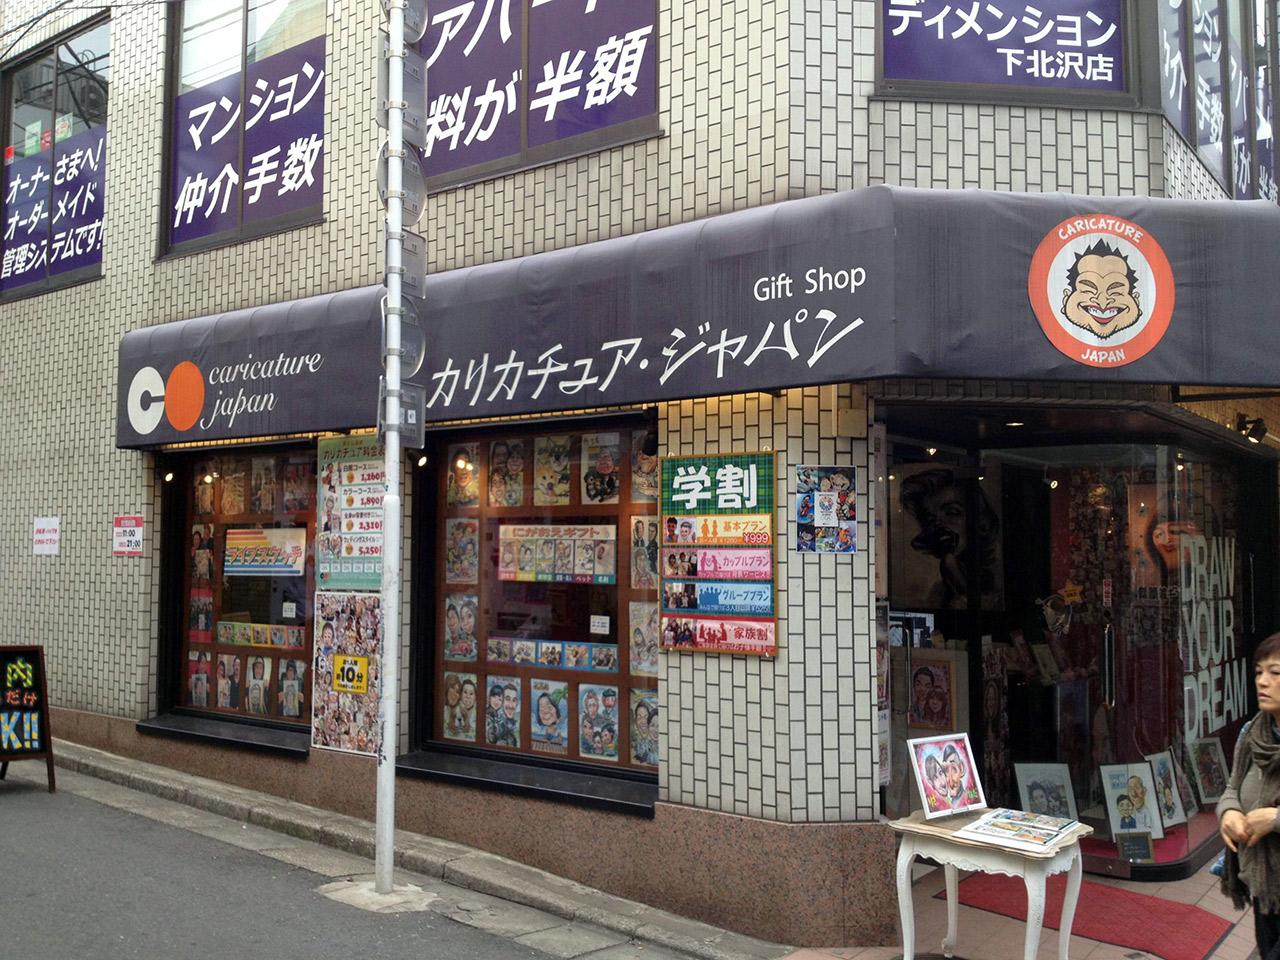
397 749 657 818
137 713 310 758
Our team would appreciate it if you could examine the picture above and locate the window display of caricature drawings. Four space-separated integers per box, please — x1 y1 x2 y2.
1100 762 1164 840
906 655 954 730
907 732 987 819
1143 749 1188 828
1013 762 1079 821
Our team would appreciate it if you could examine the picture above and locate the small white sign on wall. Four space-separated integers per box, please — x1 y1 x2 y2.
33 517 61 555
113 516 144 556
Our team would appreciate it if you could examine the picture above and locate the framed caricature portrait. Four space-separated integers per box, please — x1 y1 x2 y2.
907 732 987 819
1013 762 1078 820
1144 750 1188 828
1189 737 1230 804
906 654 954 730
1100 762 1165 840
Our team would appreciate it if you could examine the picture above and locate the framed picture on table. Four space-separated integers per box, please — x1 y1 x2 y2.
1188 737 1229 804
907 732 986 819
1013 762 1078 821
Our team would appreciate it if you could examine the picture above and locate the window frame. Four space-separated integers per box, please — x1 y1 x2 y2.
413 414 661 779
159 0 325 260
0 13 110 303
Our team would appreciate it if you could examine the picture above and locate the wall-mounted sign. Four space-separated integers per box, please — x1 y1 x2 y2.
796 465 856 553
0 646 55 791
112 515 144 556
659 453 777 656
318 436 386 591
882 0 1125 92
498 524 617 584
33 517 60 555
223 527 306 576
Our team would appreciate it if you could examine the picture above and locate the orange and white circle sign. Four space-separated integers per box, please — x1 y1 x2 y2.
1028 215 1175 367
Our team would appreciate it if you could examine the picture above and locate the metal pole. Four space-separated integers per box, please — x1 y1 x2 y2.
376 0 405 896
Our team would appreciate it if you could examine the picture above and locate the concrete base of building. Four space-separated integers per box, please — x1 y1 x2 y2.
51 707 899 947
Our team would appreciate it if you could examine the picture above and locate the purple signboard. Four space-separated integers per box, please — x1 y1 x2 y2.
171 72 242 245
49 124 106 277
1160 0 1192 139
1192 0 1227 181
419 2 524 176
882 0 1125 91
1258 64 1276 201
2 152 51 292
242 35 326 226
526 0 657 148
1229 29 1252 199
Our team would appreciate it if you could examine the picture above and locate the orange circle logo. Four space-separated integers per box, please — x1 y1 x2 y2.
1028 215 1174 367
164 361 205 431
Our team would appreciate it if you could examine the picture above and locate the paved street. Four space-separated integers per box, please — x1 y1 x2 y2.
0 762 686 960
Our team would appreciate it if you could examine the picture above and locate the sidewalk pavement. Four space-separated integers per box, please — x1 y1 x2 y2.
21 740 1265 960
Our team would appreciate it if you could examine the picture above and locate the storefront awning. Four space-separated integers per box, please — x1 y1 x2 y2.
116 186 1280 447
407 185 1280 422
116 285 384 448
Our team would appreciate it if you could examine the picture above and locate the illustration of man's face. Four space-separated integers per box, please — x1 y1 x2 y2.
1061 246 1142 339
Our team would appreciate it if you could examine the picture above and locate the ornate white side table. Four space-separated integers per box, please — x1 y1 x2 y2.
890 810 1093 960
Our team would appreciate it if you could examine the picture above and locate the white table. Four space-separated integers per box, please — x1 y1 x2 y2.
890 810 1093 960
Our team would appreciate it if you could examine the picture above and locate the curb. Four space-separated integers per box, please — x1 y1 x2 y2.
50 739 794 960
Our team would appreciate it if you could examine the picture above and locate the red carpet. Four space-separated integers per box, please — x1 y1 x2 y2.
937 872 1232 960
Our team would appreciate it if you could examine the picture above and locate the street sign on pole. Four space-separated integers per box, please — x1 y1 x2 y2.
377 140 426 226
380 294 425 379
378 32 427 149
377 378 426 449
380 0 427 42
400 229 427 299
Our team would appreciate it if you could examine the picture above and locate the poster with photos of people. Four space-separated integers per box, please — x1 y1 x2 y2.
497 524 616 584
276 657 307 719
445 518 480 583
317 436 386 591
630 515 660 589
531 677 570 754
659 452 778 656
312 592 382 756
582 432 622 504
488 437 528 506
442 593 479 660
533 435 572 505
631 688 659 766
485 675 521 748
795 465 856 553
443 671 478 741
579 683 621 761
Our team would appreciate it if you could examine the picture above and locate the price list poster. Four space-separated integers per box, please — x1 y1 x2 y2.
659 452 778 656
316 436 385 591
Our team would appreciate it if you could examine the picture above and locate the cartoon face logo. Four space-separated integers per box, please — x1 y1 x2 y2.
1060 241 1142 339
1028 215 1174 368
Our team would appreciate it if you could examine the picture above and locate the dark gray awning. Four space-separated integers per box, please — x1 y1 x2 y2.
116 286 384 448
407 185 1280 422
116 185 1280 447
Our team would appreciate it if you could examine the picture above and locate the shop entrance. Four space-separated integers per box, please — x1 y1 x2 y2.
878 405 1276 878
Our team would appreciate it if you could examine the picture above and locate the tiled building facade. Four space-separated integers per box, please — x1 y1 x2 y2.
2 0 1276 948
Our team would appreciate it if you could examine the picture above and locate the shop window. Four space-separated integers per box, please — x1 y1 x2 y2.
429 422 661 771
1 18 110 299
180 446 317 724
165 0 325 255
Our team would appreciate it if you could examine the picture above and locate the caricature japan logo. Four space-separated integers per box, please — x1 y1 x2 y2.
1028 215 1174 367
126 352 324 437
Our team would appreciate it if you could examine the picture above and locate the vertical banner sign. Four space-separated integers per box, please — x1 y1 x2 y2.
659 452 778 656
112 515 144 556
171 36 325 245
0 646 56 791
312 592 381 756
317 436 386 591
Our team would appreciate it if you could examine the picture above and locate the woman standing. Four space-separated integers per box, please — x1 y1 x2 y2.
1219 632 1280 960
